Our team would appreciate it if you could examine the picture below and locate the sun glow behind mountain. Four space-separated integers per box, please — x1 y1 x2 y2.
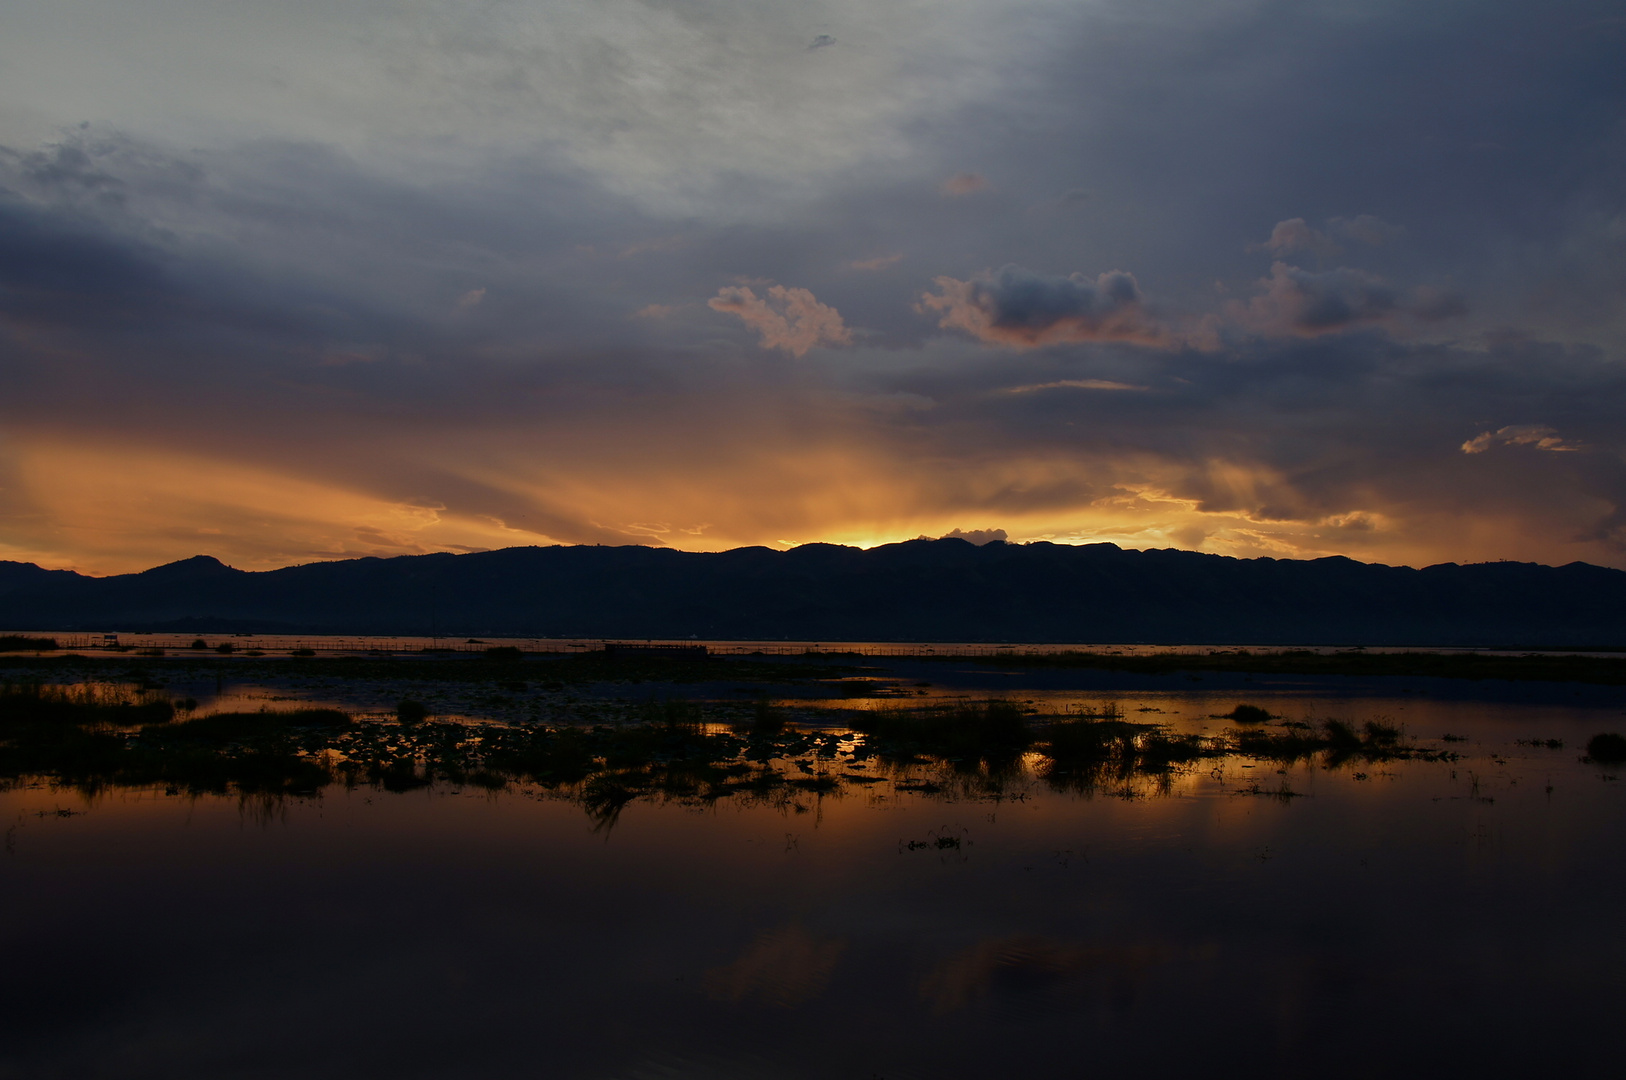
1 1 1622 575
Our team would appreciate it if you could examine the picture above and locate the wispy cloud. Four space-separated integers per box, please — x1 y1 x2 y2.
708 284 853 356
1461 425 1580 454
850 253 904 271
1003 379 1148 393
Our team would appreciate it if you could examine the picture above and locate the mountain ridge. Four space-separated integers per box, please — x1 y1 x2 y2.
1 539 1622 646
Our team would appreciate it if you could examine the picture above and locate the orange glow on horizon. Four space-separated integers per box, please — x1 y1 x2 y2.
1 432 1618 576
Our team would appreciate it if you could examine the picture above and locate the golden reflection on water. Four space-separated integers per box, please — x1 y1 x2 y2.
2 683 1624 1077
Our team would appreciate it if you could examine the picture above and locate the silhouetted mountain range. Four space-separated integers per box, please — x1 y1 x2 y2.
2 540 1624 646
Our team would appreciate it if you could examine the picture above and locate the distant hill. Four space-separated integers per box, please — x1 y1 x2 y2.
1 540 1623 646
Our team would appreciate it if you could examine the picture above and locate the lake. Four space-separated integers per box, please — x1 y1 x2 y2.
2 654 1624 1078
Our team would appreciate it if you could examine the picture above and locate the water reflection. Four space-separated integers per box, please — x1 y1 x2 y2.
3 670 1625 1078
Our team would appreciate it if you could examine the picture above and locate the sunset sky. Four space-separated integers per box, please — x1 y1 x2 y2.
2 1 1623 574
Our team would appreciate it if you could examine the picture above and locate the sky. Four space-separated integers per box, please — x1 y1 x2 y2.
1 0 1623 575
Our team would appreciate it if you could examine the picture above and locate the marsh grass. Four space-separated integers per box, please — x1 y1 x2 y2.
1035 716 1213 795
0 688 344 797
848 700 1033 768
730 698 788 736
1229 717 1446 767
0 681 175 727
0 663 1468 819
0 636 58 652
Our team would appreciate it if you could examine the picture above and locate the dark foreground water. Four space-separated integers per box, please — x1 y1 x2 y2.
4 684 1625 1079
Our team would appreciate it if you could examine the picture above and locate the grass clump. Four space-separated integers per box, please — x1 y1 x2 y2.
1230 717 1442 767
736 698 786 736
1584 732 1626 764
849 700 1032 765
1036 717 1212 793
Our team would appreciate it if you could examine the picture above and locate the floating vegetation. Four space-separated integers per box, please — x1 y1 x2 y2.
0 647 1480 819
1234 777 1304 801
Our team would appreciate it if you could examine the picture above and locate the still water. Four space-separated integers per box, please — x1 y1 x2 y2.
3 679 1624 1079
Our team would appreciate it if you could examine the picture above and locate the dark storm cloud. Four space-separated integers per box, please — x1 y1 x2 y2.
919 265 1162 347
0 200 164 317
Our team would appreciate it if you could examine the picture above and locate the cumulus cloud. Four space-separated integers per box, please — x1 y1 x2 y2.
919 264 1163 347
1230 262 1399 336
1229 262 1468 336
1461 425 1580 454
940 172 990 196
939 527 1008 545
708 284 853 356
